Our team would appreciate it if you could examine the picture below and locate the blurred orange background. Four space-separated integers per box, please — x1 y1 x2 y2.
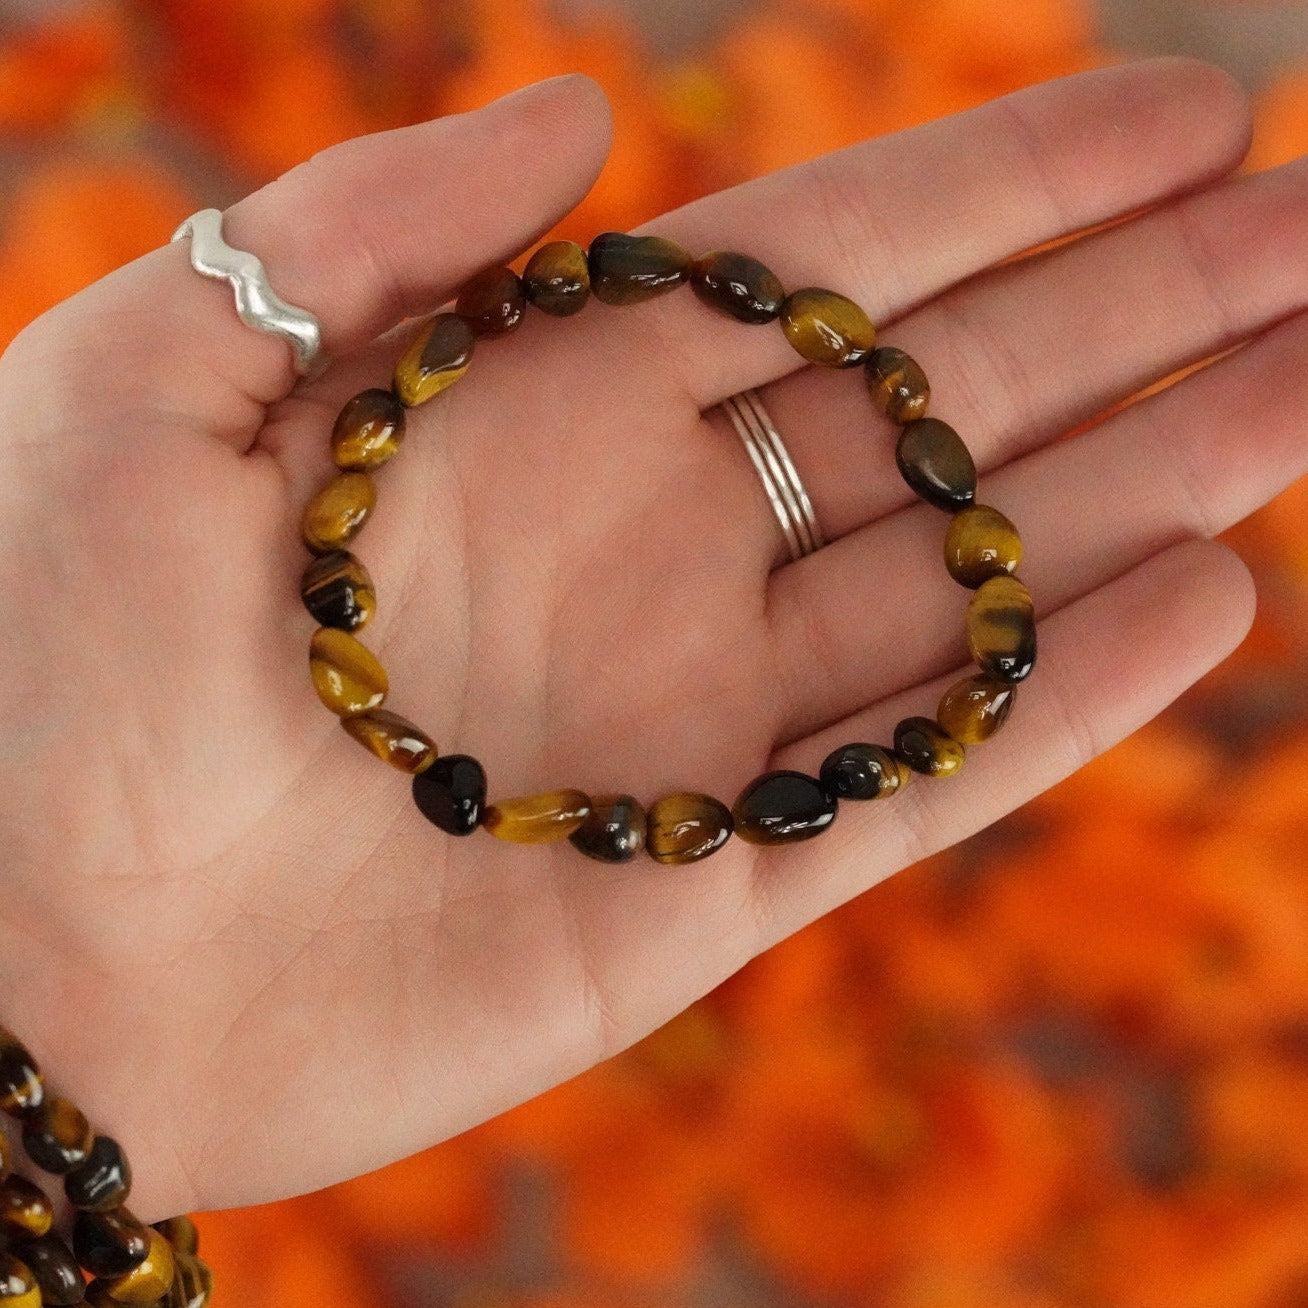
6 0 1308 1304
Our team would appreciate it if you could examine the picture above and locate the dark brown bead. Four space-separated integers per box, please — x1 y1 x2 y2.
300 472 376 555
646 794 733 865
569 794 647 863
412 755 486 836
340 709 436 774
967 575 1037 683
732 771 837 846
818 743 910 800
0 1031 42 1119
483 790 591 843
690 251 785 324
523 241 590 316
72 1208 150 1279
865 346 930 423
944 504 1022 588
99 1227 173 1304
151 1217 198 1258
893 716 966 778
0 1129 7 1181
393 312 475 407
0 1176 53 1238
456 266 526 337
65 1135 132 1212
779 287 875 367
331 388 405 471
937 674 1016 745
13 1234 84 1306
896 418 976 511
22 1096 91 1174
300 550 376 632
0 1253 39 1308
588 232 692 305
166 1252 212 1308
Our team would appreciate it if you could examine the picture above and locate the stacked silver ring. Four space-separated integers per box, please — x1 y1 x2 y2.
720 389 825 562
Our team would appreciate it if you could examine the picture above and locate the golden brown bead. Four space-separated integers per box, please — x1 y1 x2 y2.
568 794 647 863
0 1030 43 1118
151 1216 198 1258
893 716 966 778
937 674 1016 746
818 743 910 800
646 793 734 865
779 287 876 367
483 790 591 843
22 1095 91 1174
690 251 785 324
12 1234 83 1306
588 232 692 305
166 1252 212 1308
309 628 388 716
865 346 930 423
341 709 436 774
300 472 376 555
0 1253 39 1308
733 772 837 846
100 1227 174 1304
456 266 526 337
944 504 1022 588
0 1177 53 1238
73 1207 149 1278
300 550 375 632
331 388 405 471
967 575 1037 683
896 417 976 511
522 240 590 316
393 312 475 407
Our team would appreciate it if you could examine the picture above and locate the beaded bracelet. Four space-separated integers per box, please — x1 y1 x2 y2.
0 1026 209 1306
300 233 1036 863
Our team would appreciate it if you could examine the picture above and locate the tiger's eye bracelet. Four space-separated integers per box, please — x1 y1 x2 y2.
299 233 1036 863
0 1026 209 1306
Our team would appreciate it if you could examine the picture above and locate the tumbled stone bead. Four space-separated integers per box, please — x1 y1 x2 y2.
896 418 976 511
865 346 930 423
523 241 590 316
646 794 733 865
300 472 375 555
412 754 486 836
65 1135 132 1212
937 674 1016 746
14 1234 84 1306
393 312 475 407
165 1252 212 1308
300 550 375 632
818 743 910 800
0 1176 53 1238
100 1227 173 1304
967 574 1037 683
73 1208 149 1279
483 791 591 843
779 287 875 367
0 1253 40 1308
22 1095 91 1174
331 388 405 471
341 709 435 774
588 232 692 305
690 251 785 324
893 716 966 777
456 266 526 337
569 794 647 863
309 628 388 716
150 1217 198 1258
0 1030 43 1118
732 771 837 846
944 504 1022 588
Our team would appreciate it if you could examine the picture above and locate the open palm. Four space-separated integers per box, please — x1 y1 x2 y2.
0 59 1296 1220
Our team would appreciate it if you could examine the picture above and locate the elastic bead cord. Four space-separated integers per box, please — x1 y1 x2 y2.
298 232 1038 865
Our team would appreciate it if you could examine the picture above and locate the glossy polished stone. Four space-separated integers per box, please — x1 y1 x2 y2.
732 771 837 845
72 1207 150 1278
690 251 785 323
64 1134 131 1212
646 794 733 864
331 388 405 471
893 716 966 777
151 1216 198 1258
412 755 486 836
483 790 591 843
944 504 1022 588
0 1254 39 1308
0 1176 53 1237
309 627 388 716
896 418 976 511
937 674 1016 745
588 232 692 305
523 241 590 316
166 1251 213 1308
865 346 930 423
779 287 875 367
22 1096 91 1174
300 472 376 555
300 550 376 632
456 266 526 336
818 743 910 800
393 313 475 407
568 794 647 863
0 1030 43 1118
966 575 1037 682
341 709 435 773
99 1227 174 1304
11 1234 83 1306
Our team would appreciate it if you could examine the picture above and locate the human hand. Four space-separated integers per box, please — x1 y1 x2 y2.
0 57 1290 1220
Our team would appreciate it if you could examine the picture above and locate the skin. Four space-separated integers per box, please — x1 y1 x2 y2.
0 59 1295 1220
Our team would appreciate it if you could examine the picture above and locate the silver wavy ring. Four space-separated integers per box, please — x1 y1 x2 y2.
720 388 825 563
171 207 329 379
